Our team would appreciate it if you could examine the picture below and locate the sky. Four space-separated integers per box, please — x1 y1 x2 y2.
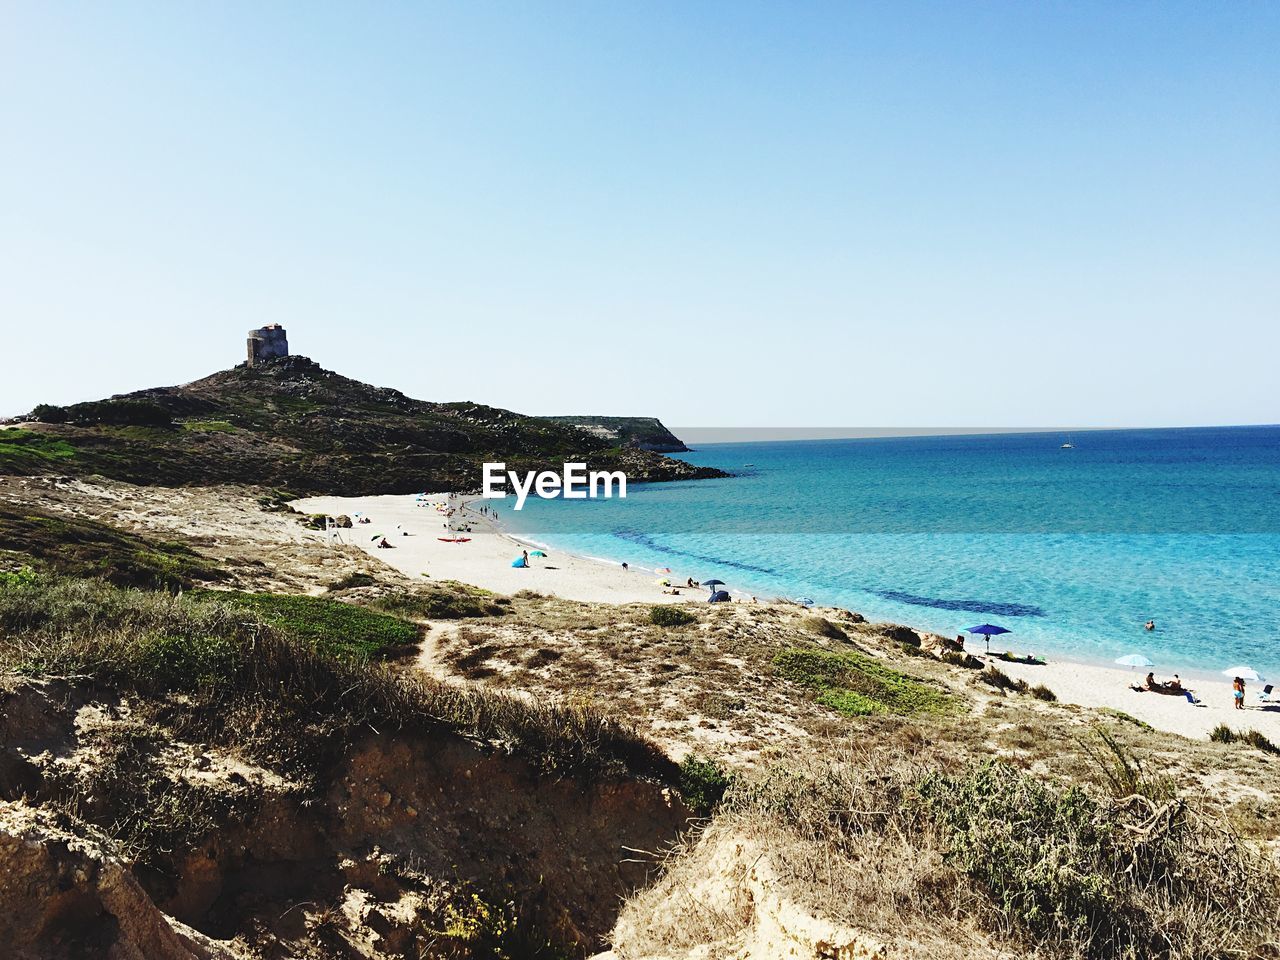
2 1 1277 428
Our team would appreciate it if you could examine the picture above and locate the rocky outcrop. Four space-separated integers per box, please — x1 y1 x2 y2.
542 416 691 453
0 800 239 960
0 680 691 957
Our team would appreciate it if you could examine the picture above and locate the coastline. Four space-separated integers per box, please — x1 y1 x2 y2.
292 492 705 605
293 492 1280 743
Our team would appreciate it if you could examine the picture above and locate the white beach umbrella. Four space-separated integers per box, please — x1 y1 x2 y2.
1222 666 1265 683
1115 654 1154 669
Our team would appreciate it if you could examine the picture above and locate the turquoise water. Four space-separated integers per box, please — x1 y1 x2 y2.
498 426 1280 675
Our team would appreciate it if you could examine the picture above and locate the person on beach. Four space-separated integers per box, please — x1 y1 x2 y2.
621 562 629 572
522 549 529 567
1234 677 1246 709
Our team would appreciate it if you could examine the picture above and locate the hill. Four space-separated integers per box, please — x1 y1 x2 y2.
4 356 723 495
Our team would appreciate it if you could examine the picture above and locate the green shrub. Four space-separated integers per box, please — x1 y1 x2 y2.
799 615 846 640
1029 683 1057 701
678 755 732 817
50 398 173 427
650 605 696 627
1210 724 1279 755
200 590 419 658
0 429 77 471
441 891 567 959
328 571 379 591
1209 723 1235 744
373 583 508 619
772 647 957 717
139 633 239 688
979 665 1028 693
1084 728 1175 803
0 566 39 587
940 649 979 668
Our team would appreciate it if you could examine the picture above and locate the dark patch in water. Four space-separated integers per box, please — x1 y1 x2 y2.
875 590 1045 618
596 531 1045 617
612 530 782 579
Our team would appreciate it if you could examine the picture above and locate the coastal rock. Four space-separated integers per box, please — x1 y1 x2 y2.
0 799 238 960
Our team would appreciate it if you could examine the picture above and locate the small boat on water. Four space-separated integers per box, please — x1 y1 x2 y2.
1061 434 1074 449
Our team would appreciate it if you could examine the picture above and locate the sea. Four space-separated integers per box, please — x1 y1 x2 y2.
497 426 1280 678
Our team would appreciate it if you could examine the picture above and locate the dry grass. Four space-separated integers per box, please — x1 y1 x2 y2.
0 575 675 785
616 743 1280 960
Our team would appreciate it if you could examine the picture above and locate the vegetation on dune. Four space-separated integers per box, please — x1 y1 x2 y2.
0 428 77 471
0 575 675 787
179 418 236 432
436 891 569 960
919 755 1272 958
0 504 224 590
369 581 510 620
772 646 958 717
677 755 733 817
649 604 696 627
798 614 848 640
1210 723 1279 755
30 398 173 427
194 589 420 658
678 744 1280 960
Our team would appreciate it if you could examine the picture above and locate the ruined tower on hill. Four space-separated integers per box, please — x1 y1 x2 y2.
246 324 289 366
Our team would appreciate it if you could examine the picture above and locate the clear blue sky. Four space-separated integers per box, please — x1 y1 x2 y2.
2 2 1277 427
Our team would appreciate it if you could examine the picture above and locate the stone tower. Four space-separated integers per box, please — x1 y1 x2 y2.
246 325 289 366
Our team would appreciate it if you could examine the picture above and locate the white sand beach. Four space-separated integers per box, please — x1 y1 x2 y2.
292 493 706 605
987 654 1280 741
294 492 1280 744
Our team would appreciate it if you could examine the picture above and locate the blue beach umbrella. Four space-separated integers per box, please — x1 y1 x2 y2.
966 623 1011 654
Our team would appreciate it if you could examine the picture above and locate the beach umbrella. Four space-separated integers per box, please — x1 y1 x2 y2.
966 623 1011 654
1115 654 1154 670
704 579 725 590
370 534 383 541
654 578 671 586
1222 666 1266 683
654 567 672 574
530 550 547 557
795 597 815 608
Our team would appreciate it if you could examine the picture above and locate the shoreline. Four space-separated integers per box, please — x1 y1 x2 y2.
293 492 1280 743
